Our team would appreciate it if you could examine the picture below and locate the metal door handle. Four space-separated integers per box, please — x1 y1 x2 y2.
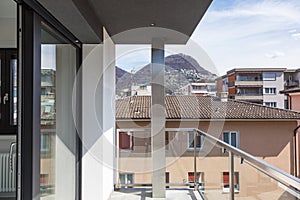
3 93 8 105
9 142 16 173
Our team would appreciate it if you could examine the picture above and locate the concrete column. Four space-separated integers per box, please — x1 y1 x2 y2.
151 38 166 198
55 45 76 200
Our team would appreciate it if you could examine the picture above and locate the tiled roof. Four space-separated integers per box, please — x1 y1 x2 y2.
116 96 300 120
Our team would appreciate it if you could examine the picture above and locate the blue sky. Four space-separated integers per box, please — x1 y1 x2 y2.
116 0 300 75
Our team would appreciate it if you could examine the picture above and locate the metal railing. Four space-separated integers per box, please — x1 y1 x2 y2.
166 128 300 199
116 128 300 199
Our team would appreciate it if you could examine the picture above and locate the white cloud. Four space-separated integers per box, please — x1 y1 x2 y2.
193 0 300 75
289 29 297 33
265 51 285 59
291 33 300 39
116 45 151 71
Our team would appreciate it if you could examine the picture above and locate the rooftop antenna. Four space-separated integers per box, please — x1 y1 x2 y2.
131 68 136 95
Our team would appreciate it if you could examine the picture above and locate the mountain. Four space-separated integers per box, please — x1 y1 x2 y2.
116 66 130 79
165 53 212 75
116 53 217 95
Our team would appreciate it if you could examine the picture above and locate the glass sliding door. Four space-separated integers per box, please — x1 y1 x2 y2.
40 22 78 200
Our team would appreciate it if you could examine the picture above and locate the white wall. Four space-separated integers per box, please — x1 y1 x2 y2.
263 72 285 108
0 0 17 48
102 27 116 199
82 27 115 200
0 19 16 48
82 44 104 200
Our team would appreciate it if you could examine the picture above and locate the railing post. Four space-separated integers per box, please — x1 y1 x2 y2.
194 130 197 190
229 151 235 200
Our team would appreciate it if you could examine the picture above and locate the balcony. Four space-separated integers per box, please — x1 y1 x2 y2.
235 94 263 100
235 81 263 87
285 80 299 88
113 128 300 200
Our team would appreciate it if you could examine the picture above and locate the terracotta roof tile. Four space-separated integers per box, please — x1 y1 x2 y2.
116 96 300 120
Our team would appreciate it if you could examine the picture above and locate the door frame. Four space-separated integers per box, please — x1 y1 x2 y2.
18 1 82 199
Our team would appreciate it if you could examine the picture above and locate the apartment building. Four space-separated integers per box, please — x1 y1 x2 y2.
131 84 151 96
217 68 286 108
116 95 300 199
179 83 217 96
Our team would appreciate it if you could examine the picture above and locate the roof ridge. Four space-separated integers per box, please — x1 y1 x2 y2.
228 98 300 115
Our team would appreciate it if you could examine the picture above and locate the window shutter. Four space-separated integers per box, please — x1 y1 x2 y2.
119 132 132 149
165 132 169 146
188 172 200 182
223 172 238 184
223 172 229 184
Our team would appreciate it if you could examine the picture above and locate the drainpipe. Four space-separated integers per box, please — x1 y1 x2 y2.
294 125 300 177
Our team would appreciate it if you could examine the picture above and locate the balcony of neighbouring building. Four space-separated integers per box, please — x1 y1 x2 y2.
236 73 262 81
285 80 299 89
230 73 264 87
235 95 263 101
235 88 263 101
234 80 264 87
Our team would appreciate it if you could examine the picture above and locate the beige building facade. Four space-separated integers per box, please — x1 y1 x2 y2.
116 96 300 198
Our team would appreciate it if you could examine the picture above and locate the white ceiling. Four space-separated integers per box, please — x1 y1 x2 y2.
0 0 17 19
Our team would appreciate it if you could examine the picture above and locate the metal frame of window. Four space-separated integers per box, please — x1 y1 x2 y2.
119 173 134 186
264 102 277 107
222 131 239 148
264 87 276 94
187 132 203 150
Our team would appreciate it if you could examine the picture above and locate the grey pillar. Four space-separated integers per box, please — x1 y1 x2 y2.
151 38 166 198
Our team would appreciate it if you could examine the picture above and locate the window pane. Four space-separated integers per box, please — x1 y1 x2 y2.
231 132 237 147
119 174 126 184
40 23 77 199
223 132 229 144
196 136 201 148
188 132 194 148
263 73 276 81
188 133 201 149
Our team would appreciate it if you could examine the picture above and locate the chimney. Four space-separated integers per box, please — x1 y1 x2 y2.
218 92 228 102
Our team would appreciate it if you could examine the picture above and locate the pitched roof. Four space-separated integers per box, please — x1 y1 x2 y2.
280 87 300 94
116 96 300 120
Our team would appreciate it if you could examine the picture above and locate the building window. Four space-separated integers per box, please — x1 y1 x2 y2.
165 132 170 150
166 172 170 188
119 173 134 188
264 102 277 107
188 172 204 189
222 172 239 192
263 73 276 81
223 131 238 148
264 88 276 94
188 132 203 150
41 134 51 152
119 132 133 150
44 106 51 113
